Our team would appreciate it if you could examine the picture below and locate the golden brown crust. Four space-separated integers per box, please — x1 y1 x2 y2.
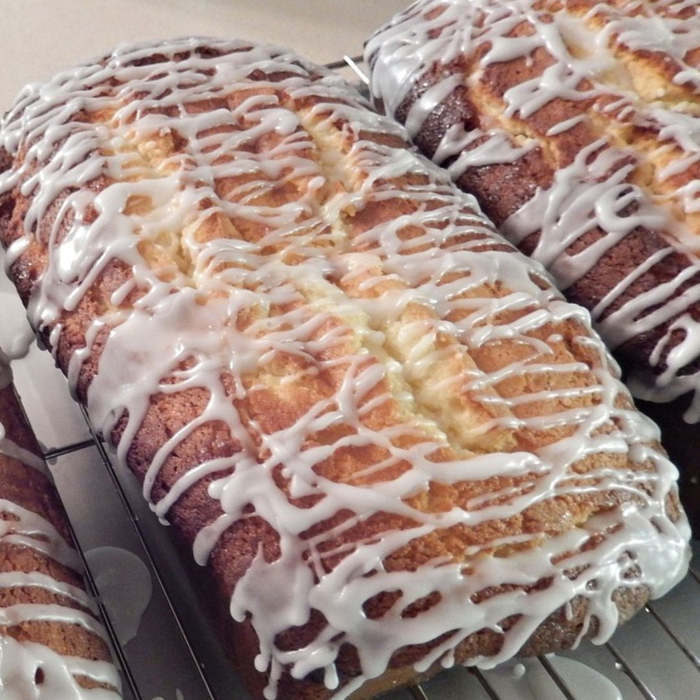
366 0 700 531
400 45 698 374
0 38 689 699
0 384 115 691
371 0 700 386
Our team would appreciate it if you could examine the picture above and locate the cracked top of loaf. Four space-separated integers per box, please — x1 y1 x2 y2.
0 37 690 700
366 0 700 423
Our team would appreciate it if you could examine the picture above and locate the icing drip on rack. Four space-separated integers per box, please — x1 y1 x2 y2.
365 0 700 422
0 37 690 699
484 654 622 700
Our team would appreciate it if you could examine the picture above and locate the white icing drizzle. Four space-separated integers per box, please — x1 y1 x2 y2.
0 637 120 700
0 603 108 640
0 570 95 612
0 497 79 573
0 494 120 695
0 491 120 695
0 291 35 363
433 124 537 178
1 247 36 364
0 37 690 699
366 0 700 422
502 140 667 283
0 353 120 695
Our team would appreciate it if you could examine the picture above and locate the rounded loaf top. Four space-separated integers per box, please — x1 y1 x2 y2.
0 37 691 700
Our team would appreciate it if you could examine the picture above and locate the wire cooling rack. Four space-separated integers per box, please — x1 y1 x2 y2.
2 55 699 700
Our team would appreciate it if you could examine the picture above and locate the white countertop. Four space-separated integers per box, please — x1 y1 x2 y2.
1 0 405 109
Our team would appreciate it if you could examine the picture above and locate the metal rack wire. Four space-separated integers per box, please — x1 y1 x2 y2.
6 56 699 700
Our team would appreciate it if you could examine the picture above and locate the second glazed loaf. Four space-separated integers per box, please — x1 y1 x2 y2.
0 37 690 700
366 0 700 425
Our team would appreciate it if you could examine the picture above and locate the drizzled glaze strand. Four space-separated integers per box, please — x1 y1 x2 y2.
0 493 120 695
0 637 120 700
365 0 700 422
0 354 120 696
0 37 690 699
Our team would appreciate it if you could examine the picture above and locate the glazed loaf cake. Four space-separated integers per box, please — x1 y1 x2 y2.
0 37 691 700
366 0 700 425
0 356 121 697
